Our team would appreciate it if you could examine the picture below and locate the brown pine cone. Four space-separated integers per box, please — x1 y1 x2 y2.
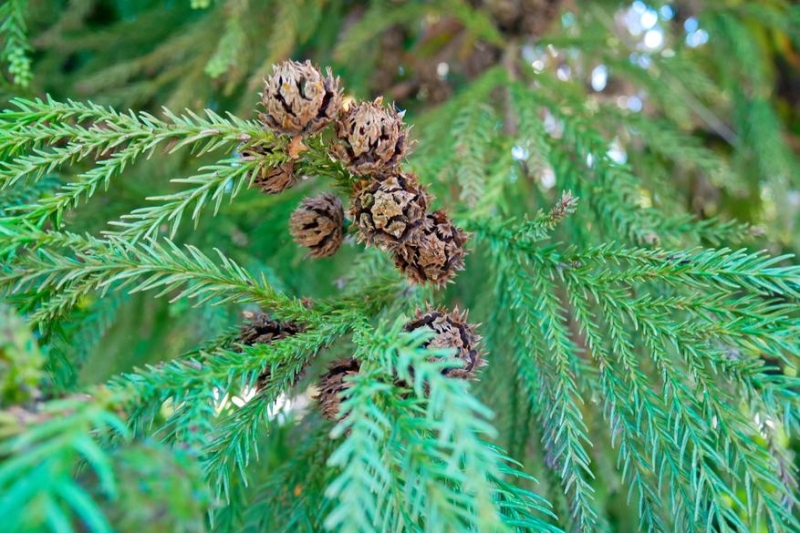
259 60 343 136
239 311 302 345
239 311 304 389
332 98 408 176
392 210 469 287
240 143 297 195
349 172 429 250
316 358 361 420
252 161 297 194
289 193 345 258
404 306 484 380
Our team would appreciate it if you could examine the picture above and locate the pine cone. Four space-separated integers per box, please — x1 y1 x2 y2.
404 307 484 379
239 143 297 194
332 98 408 175
350 172 429 250
239 311 303 389
316 358 361 420
260 60 343 136
239 311 302 345
252 161 297 194
290 193 345 258
392 210 469 286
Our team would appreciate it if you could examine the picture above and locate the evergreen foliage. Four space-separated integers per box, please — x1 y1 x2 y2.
1 1 800 532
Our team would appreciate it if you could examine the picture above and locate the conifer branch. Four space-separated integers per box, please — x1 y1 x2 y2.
99 312 358 507
0 174 60 216
325 320 561 532
245 432 336 532
0 0 32 87
452 102 494 208
462 191 578 251
566 283 678 532
0 395 129 532
3 5 800 528
480 214 800 531
107 157 265 241
506 267 598 532
560 245 800 299
46 292 127 391
0 226 305 325
203 316 355 502
0 98 277 228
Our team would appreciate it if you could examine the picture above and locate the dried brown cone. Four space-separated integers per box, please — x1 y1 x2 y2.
239 311 302 345
240 144 297 195
404 306 484 380
392 210 469 287
332 98 409 175
316 358 361 420
290 193 345 258
238 311 304 389
252 160 297 194
349 172 429 250
259 60 343 136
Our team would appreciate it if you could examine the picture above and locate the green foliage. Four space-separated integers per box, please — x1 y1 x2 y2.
1 1 800 532
88 441 210 533
0 0 32 88
0 393 129 532
0 302 44 405
325 320 559 533
478 214 800 531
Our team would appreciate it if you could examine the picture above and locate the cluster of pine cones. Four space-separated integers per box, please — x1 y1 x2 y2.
240 306 484 420
237 60 483 421
251 59 469 287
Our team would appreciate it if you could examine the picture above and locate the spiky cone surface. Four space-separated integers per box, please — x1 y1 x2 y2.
259 60 343 136
252 161 296 194
332 98 408 175
393 210 469 287
404 306 484 380
239 311 303 389
349 172 430 250
316 358 361 420
239 311 302 345
290 193 345 258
